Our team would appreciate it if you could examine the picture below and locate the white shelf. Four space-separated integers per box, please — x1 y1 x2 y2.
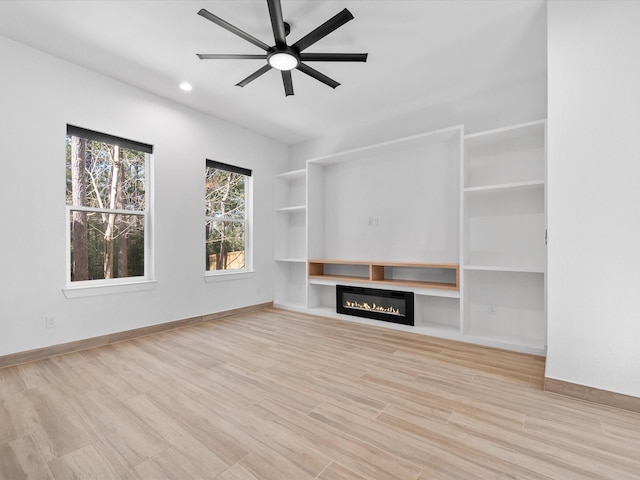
275 205 306 213
275 258 306 263
275 168 306 181
464 119 546 140
308 276 460 298
307 125 463 166
463 265 545 274
464 180 544 193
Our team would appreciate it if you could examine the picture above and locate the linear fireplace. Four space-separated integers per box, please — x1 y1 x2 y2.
336 285 414 326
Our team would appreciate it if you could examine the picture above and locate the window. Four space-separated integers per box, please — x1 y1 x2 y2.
66 125 152 284
205 160 252 273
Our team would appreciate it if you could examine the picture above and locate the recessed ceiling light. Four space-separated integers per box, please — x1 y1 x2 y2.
180 82 193 91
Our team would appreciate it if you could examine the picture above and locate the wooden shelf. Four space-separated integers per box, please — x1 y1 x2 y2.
308 259 459 291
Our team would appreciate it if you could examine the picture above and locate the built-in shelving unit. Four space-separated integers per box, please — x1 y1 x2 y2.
273 120 547 355
273 168 307 308
462 120 547 353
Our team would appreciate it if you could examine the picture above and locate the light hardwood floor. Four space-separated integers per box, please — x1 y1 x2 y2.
1 308 639 479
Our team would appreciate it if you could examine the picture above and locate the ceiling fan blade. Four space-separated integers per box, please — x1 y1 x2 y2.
236 64 273 87
197 54 267 60
292 8 354 52
299 53 368 62
282 70 294 96
297 63 340 89
267 0 287 48
198 8 271 51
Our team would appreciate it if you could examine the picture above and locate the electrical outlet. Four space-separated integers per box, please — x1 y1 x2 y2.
367 217 379 226
45 315 56 328
488 306 496 315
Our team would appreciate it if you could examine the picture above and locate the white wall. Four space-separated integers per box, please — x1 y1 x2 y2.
320 137 460 264
546 1 640 396
0 36 287 357
289 74 547 169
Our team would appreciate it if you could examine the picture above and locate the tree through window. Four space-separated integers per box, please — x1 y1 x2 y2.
66 125 151 282
205 160 251 272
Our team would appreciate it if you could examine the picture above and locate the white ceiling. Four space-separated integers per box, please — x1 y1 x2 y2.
0 0 547 145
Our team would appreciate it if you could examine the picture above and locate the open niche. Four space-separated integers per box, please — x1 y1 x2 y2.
304 126 463 334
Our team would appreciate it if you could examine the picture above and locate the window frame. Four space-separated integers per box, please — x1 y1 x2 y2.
204 159 253 277
63 125 154 296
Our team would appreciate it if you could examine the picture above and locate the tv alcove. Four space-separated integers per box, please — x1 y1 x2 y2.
274 121 547 355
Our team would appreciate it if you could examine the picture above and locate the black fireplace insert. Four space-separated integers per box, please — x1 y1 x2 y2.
336 285 414 326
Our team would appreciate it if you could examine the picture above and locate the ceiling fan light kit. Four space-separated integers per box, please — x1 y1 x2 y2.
196 0 368 96
268 51 299 71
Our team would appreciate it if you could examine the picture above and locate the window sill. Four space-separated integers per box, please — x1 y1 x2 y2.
62 279 158 299
204 270 255 283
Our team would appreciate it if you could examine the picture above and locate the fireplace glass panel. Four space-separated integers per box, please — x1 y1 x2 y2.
336 285 414 326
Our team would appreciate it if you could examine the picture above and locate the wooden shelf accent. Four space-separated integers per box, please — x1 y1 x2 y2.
308 259 459 291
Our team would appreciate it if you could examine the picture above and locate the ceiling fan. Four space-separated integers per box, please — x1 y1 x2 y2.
196 0 368 96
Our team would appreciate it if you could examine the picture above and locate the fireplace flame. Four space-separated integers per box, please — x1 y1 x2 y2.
344 300 402 316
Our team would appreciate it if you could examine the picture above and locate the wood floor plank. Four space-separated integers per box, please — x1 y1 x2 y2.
0 366 27 396
15 360 52 390
68 387 170 469
140 386 249 466
215 461 265 480
134 446 220 480
47 442 136 480
7 384 98 463
123 394 231 478
251 399 424 480
0 307 639 479
312 399 515 480
0 435 54 480
316 462 370 480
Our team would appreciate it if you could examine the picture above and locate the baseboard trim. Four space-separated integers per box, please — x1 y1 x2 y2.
544 377 640 413
0 302 272 369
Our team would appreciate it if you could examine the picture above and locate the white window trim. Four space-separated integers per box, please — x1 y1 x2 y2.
64 148 154 296
204 270 254 283
205 168 253 277
62 279 157 299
